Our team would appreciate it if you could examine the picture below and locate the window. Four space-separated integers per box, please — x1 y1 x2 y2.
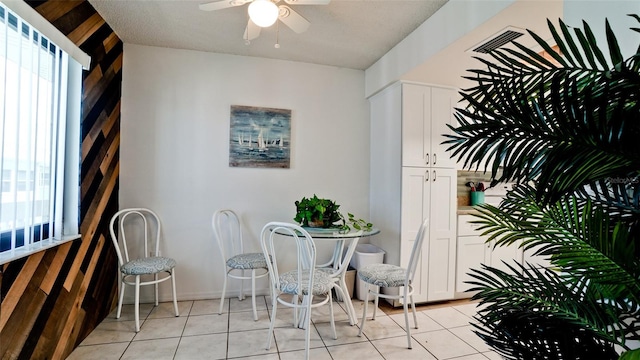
0 2 81 259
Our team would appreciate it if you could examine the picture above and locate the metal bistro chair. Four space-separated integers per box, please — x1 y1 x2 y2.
261 222 337 360
213 209 269 321
357 218 429 348
109 208 179 332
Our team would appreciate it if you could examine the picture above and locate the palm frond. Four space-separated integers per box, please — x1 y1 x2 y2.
619 348 640 360
470 184 640 306
467 263 627 351
444 17 640 204
447 15 640 359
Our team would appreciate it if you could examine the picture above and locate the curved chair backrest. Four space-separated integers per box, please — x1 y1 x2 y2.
109 208 162 267
212 210 245 262
260 222 316 296
406 218 429 284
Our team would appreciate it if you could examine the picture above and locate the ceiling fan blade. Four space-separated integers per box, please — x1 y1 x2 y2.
244 19 262 40
278 5 310 34
198 0 251 11
282 0 330 5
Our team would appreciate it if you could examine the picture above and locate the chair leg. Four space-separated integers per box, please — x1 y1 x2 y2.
298 295 312 329
116 279 125 319
403 295 412 349
329 293 337 340
135 275 141 332
333 284 354 325
304 295 313 360
154 273 159 307
372 291 379 320
402 299 411 349
171 269 179 317
293 295 299 327
219 272 228 315
239 270 245 301
357 283 370 337
265 292 277 351
410 294 418 329
251 269 258 321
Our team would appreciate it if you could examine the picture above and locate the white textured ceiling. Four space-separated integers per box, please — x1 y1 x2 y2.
88 0 449 70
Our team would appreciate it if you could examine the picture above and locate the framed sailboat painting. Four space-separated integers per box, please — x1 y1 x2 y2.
228 105 291 168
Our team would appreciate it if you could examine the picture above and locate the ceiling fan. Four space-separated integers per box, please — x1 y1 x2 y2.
199 0 330 43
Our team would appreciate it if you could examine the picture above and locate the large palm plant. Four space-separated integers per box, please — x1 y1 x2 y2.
445 15 640 359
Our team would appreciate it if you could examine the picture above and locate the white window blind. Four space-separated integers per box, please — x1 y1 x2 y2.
0 2 69 254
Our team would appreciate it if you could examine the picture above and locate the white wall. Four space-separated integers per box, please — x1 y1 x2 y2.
364 0 515 97
120 44 370 301
564 0 639 60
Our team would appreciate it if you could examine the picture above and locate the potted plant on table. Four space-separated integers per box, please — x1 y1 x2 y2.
294 195 343 228
293 195 373 231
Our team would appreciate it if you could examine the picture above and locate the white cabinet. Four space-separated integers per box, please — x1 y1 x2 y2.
455 214 523 297
369 81 458 305
401 167 457 302
456 234 487 294
402 84 458 169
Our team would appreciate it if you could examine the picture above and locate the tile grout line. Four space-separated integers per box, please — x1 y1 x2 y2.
172 301 194 360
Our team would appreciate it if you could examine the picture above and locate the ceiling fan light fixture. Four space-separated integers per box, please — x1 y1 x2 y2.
248 0 279 28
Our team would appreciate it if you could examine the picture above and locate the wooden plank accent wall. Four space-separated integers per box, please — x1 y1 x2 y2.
0 1 121 359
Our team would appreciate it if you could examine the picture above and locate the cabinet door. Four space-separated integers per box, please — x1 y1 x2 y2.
426 168 457 301
401 167 456 303
456 235 488 294
401 167 430 301
430 87 458 168
488 241 524 274
456 240 523 296
402 84 458 168
402 84 430 167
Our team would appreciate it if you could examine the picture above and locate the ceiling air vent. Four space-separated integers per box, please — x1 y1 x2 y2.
471 27 525 54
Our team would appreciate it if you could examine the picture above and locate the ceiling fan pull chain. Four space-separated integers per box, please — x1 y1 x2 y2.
244 10 251 45
275 20 280 48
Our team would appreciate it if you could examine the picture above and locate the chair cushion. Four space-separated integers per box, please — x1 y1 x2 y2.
358 263 407 288
226 253 269 270
279 270 333 296
121 256 177 275
316 267 339 277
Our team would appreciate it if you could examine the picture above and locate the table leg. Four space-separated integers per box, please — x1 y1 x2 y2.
298 298 309 329
338 275 358 325
338 237 361 326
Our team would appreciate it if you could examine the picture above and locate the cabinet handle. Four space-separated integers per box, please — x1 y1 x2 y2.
425 153 429 165
425 170 429 182
433 153 437 165
433 170 436 181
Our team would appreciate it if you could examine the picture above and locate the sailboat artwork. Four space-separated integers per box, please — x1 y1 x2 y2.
228 105 291 168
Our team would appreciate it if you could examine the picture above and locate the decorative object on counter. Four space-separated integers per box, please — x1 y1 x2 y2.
467 181 485 206
444 15 640 360
293 195 373 232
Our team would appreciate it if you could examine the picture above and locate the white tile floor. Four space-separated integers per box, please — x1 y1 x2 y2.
67 296 501 360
